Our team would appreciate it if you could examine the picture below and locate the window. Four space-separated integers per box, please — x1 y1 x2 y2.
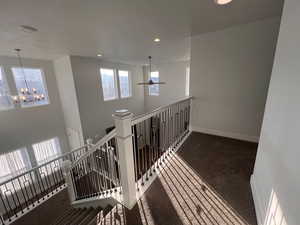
100 68 118 101
11 67 49 107
149 71 159 96
118 70 132 98
33 138 61 165
185 67 190 96
0 67 13 111
0 148 31 184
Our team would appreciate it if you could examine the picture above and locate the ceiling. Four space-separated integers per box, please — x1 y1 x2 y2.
0 0 283 64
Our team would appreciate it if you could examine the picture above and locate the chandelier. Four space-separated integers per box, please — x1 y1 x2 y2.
11 49 45 104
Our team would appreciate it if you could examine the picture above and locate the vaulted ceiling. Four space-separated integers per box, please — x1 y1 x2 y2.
0 0 283 64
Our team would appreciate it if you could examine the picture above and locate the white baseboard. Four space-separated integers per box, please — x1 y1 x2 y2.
190 126 259 143
251 174 264 225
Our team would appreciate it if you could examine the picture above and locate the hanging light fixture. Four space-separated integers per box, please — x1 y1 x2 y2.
11 49 45 104
138 56 166 85
214 0 232 5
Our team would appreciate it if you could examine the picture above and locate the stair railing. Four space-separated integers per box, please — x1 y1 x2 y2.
131 97 192 191
67 129 121 202
0 145 89 225
58 97 193 211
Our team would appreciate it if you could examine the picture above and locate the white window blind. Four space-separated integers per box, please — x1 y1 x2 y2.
100 68 118 101
118 70 132 98
0 148 31 184
149 71 159 96
33 138 61 166
0 67 13 111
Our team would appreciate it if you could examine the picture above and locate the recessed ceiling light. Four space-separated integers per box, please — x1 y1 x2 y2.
154 38 160 42
214 0 232 5
97 54 102 57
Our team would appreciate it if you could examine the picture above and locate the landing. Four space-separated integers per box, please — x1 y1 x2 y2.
104 132 258 225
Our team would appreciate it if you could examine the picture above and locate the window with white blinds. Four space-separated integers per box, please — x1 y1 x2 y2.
0 66 13 111
32 137 61 165
118 70 132 98
0 148 31 184
149 71 159 96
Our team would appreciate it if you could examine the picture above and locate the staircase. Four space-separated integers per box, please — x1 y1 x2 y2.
0 97 192 225
50 206 113 225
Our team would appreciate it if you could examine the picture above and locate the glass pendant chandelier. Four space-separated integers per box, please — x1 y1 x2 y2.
11 49 45 104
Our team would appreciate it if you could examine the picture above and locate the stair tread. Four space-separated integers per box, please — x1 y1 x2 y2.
63 209 84 225
51 204 112 225
51 208 74 225
86 210 104 225
67 208 90 225
54 209 80 225
77 208 102 225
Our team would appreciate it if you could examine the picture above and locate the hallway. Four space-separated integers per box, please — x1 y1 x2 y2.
102 132 258 225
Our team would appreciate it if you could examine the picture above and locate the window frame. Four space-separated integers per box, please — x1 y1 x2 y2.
11 67 50 108
117 70 132 99
0 147 31 184
100 68 119 101
149 71 160 96
32 137 62 166
0 66 14 111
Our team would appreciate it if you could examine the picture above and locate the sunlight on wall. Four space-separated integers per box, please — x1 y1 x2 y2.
263 190 287 225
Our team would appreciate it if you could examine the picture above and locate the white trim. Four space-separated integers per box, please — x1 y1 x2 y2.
250 174 264 225
190 125 259 143
72 187 123 206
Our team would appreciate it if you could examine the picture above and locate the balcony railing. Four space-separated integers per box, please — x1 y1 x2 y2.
0 145 88 225
131 97 191 189
1 96 193 224
65 96 192 209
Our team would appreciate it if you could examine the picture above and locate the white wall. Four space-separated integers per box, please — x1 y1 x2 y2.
0 56 69 155
190 18 280 142
70 56 145 139
54 56 84 149
144 60 190 111
251 0 300 224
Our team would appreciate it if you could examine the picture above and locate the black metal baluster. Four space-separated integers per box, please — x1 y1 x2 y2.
0 186 10 221
11 180 24 213
29 172 38 204
138 123 144 186
99 148 108 193
132 125 139 187
49 162 59 191
96 149 105 193
3 187 14 220
16 178 29 210
143 120 149 182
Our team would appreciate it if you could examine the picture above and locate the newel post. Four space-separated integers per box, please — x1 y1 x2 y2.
62 160 76 202
113 109 136 209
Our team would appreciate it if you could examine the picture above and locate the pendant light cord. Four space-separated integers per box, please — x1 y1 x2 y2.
149 56 152 80
15 49 30 90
